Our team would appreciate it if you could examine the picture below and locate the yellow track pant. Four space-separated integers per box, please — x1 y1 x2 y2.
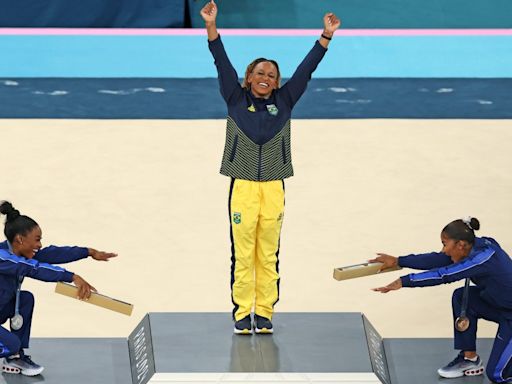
229 178 285 321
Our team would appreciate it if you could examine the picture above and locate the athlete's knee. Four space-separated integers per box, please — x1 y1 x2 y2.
452 287 464 307
258 257 278 271
0 335 21 358
452 287 464 301
19 291 35 314
485 363 508 383
233 261 255 280
20 291 34 305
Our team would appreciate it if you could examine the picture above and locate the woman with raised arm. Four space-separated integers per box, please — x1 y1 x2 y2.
371 218 512 383
0 201 117 376
200 0 340 335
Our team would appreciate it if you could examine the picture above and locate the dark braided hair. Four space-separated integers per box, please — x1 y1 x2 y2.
0 201 39 243
442 217 480 245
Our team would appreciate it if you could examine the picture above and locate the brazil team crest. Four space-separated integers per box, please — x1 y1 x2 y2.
266 104 278 116
233 212 241 224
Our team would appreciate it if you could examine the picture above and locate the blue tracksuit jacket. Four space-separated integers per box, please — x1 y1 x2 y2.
398 237 512 312
0 240 88 308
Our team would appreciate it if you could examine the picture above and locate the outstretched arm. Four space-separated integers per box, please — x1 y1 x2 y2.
369 251 452 272
280 12 341 107
34 245 89 264
201 0 218 41
374 247 495 292
202 0 243 104
34 245 117 264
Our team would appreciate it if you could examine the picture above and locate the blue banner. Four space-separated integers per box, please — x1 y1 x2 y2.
1 78 510 119
0 0 186 27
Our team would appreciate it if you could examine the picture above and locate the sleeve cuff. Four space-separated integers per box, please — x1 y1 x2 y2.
397 255 414 268
208 34 221 45
77 247 89 260
400 275 412 287
63 271 74 283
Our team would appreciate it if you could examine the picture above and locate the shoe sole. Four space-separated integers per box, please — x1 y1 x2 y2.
254 327 273 334
438 366 484 379
2 365 44 376
233 327 252 335
2 365 21 374
464 367 484 377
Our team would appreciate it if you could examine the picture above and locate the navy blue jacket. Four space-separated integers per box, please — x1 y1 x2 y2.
208 35 327 145
0 240 88 308
399 237 512 311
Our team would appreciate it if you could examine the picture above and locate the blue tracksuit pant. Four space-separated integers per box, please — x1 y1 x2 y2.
0 291 34 357
453 286 512 383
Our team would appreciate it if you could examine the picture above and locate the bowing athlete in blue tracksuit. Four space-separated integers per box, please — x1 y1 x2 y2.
372 217 512 383
0 201 116 376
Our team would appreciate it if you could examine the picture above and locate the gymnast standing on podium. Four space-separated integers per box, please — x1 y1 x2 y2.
200 0 340 335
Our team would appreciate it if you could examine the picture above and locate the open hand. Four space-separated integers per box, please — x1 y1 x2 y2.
88 248 118 262
372 278 402 293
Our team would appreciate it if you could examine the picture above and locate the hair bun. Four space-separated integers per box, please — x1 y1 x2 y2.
0 201 21 222
469 217 480 231
462 216 480 231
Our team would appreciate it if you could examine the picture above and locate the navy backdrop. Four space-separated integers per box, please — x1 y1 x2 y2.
0 0 187 27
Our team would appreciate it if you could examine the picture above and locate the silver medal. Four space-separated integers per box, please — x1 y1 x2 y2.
11 313 23 330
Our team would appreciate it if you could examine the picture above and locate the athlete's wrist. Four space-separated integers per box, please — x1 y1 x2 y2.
322 30 334 39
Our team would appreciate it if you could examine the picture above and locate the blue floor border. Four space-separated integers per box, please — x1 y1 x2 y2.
1 78 511 119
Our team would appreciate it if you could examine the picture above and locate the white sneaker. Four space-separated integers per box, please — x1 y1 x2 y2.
2 352 44 376
437 352 484 378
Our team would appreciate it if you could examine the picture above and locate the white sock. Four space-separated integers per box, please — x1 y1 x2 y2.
465 355 478 362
